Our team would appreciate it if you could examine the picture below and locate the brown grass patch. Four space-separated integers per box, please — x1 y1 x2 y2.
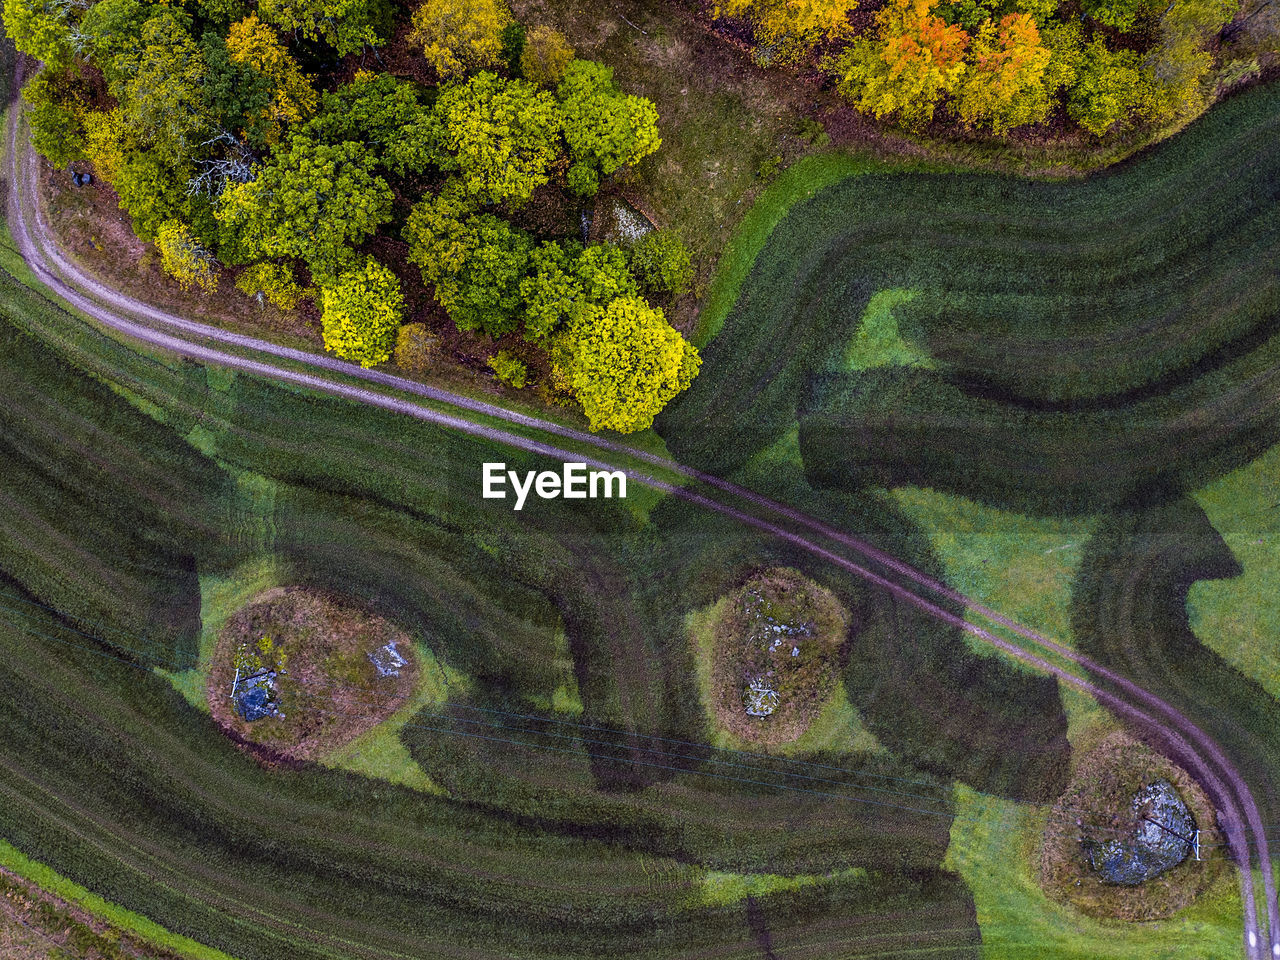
707 567 850 745
207 587 417 764
1040 730 1228 921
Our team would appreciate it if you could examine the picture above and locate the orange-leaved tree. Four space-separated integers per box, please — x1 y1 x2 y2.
953 12 1053 132
833 0 971 128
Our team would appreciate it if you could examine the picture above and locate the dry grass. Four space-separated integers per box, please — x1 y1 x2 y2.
707 567 849 745
1039 731 1227 922
207 587 417 763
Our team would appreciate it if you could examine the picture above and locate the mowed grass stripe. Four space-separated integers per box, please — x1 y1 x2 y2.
660 81 1280 512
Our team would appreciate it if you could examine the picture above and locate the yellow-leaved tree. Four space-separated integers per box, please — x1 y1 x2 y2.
319 258 404 367
559 297 700 434
716 0 858 62
156 220 220 293
953 13 1053 132
410 0 512 79
226 15 318 139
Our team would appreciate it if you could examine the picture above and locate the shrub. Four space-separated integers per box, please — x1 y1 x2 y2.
630 230 694 296
520 25 574 86
487 349 529 388
394 322 439 372
235 262 307 308
319 257 404 367
155 220 220 293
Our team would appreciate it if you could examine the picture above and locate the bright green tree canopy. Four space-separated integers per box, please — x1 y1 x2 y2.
556 59 661 193
563 296 700 433
435 71 562 206
319 257 404 367
303 71 445 175
217 136 394 280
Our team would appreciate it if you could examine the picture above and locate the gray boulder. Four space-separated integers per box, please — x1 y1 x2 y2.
1084 779 1195 885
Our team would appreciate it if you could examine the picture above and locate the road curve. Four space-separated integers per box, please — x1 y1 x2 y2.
5 89 1270 958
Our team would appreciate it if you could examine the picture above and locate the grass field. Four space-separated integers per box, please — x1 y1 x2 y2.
1188 444 1280 699
0 256 998 957
4 41 1280 954
658 80 1280 520
945 785 1244 959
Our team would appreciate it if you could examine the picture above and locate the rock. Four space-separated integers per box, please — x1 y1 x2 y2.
743 679 779 717
1084 779 1195 885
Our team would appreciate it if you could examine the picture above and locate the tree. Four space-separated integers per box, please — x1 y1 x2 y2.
1067 39 1146 135
225 15 318 139
487 349 528 387
716 0 856 62
113 145 196 240
201 32 276 147
1082 0 1155 32
78 0 155 90
520 241 581 342
561 296 700 433
235 262 307 307
629 230 693 296
257 0 387 56
573 244 639 304
520 25 574 86
217 136 394 280
22 69 86 167
518 240 639 341
319 258 403 367
557 60 661 195
953 12 1052 131
832 0 970 129
121 8 211 155
3 0 74 65
303 71 444 175
404 184 534 336
402 180 480 281
435 72 561 206
1142 0 1236 121
156 220 220 292
410 0 513 79
441 217 533 335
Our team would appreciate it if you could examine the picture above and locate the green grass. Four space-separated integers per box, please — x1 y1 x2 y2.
890 486 1095 648
158 555 282 712
1188 443 1280 699
845 289 930 371
0 840 236 960
0 255 988 957
944 785 1243 959
694 153 908 347
699 865 869 908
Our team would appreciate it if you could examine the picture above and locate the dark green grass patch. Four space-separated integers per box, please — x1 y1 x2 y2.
658 81 1280 516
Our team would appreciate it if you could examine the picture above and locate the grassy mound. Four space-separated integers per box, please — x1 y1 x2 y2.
208 588 416 762
705 568 849 745
1040 731 1225 921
